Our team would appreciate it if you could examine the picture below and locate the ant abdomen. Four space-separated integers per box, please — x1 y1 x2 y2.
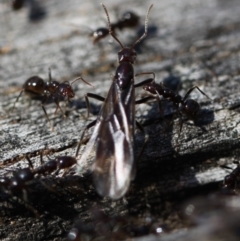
182 99 200 119
55 156 77 169
10 168 34 192
23 76 45 98
91 28 110 44
118 11 139 29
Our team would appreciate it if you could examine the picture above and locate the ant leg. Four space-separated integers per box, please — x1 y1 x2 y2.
41 97 54 131
16 195 40 218
75 119 98 157
183 86 211 102
25 155 34 169
12 89 24 111
48 68 52 81
53 99 66 117
134 72 155 88
135 96 154 104
85 93 105 118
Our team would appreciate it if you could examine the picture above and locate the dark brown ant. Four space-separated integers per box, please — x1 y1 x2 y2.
11 0 46 21
13 70 91 129
138 72 211 132
223 164 240 189
90 10 139 44
76 4 153 199
0 155 77 200
0 154 77 216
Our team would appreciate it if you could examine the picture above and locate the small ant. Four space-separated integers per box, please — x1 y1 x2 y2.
0 154 77 217
138 72 211 132
90 10 139 44
11 0 46 21
0 154 77 205
13 69 91 129
11 0 25 10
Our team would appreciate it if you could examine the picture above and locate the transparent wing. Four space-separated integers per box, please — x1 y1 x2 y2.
92 80 135 199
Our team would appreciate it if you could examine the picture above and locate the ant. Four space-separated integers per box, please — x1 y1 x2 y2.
0 154 77 216
13 69 91 130
137 72 211 133
90 10 139 44
11 0 46 21
223 163 240 190
11 0 25 10
76 4 153 199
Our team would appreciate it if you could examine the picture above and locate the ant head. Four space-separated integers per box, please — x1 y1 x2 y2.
183 99 200 119
58 83 75 99
118 47 136 64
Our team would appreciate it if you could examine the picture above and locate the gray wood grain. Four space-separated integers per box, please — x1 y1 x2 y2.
1 0 240 240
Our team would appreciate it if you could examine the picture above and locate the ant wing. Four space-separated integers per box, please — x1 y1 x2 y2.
92 80 135 199
76 120 101 173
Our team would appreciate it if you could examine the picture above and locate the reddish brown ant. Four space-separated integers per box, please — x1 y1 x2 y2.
137 72 211 133
90 10 139 44
13 69 92 130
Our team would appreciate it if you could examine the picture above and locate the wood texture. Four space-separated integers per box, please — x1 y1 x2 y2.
1 0 240 240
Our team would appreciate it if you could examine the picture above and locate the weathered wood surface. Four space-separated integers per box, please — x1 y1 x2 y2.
1 0 240 240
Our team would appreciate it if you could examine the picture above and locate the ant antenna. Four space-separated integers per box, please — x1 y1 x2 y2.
101 3 124 49
132 4 153 48
101 3 153 49
70 76 93 87
48 67 52 81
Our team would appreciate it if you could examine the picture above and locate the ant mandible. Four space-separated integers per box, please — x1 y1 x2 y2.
90 10 139 44
13 69 91 130
137 72 211 133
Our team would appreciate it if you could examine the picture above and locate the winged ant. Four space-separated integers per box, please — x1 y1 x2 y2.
90 10 139 44
12 69 92 130
137 72 211 133
75 4 153 199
